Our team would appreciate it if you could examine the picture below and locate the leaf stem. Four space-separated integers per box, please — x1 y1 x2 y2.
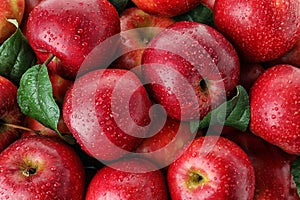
0 122 41 135
43 54 55 66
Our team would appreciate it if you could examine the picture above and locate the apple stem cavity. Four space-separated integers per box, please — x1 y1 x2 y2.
22 167 37 177
199 79 208 93
187 171 206 189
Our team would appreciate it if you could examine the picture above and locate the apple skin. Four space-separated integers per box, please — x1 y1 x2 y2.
136 117 198 168
112 7 175 78
26 0 120 80
266 39 300 69
250 64 300 155
239 63 265 91
20 0 43 36
0 76 24 152
0 135 85 199
0 0 24 43
48 71 73 105
131 0 201 17
142 21 240 121
85 158 168 200
224 131 300 200
214 0 300 63
167 136 255 200
22 114 70 138
63 69 152 161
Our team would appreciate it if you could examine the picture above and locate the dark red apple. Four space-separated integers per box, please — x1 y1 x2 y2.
214 0 300 63
131 0 201 17
20 0 43 35
0 75 24 152
0 135 85 199
250 64 300 155
22 114 70 138
48 71 73 105
224 130 300 200
112 7 175 78
85 158 168 200
136 117 198 168
266 39 300 69
142 21 240 121
26 0 120 80
239 63 265 91
167 136 255 199
63 69 152 161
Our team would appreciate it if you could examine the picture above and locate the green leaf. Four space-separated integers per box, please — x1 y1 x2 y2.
190 85 250 132
0 28 36 85
17 64 60 133
173 3 214 26
108 0 128 14
292 157 300 196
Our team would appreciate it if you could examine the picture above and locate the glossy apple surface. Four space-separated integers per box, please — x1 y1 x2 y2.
26 0 120 80
250 64 300 154
85 158 168 200
0 76 24 152
142 21 240 121
63 69 152 161
214 0 300 62
168 136 255 199
0 136 85 199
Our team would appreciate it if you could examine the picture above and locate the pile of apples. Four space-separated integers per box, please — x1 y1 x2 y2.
0 0 299 199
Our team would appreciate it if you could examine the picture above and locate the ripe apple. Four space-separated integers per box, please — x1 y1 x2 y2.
224 130 300 199
85 158 168 200
22 114 70 138
0 135 85 199
266 39 300 69
214 0 300 63
112 7 175 77
136 117 198 168
63 69 152 161
48 71 73 105
26 0 120 80
0 0 25 43
20 0 43 35
0 75 24 152
250 64 300 155
131 0 201 17
239 63 265 91
167 136 255 199
142 21 240 121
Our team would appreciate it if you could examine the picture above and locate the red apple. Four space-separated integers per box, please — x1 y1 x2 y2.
250 64 300 155
214 0 300 63
0 0 25 43
0 75 24 152
167 136 255 199
0 135 85 199
131 0 201 17
142 21 240 121
22 114 70 138
48 71 73 105
239 63 265 91
266 39 300 69
224 130 300 199
20 0 43 36
85 158 168 200
112 7 175 77
26 0 120 80
136 117 198 168
63 69 152 161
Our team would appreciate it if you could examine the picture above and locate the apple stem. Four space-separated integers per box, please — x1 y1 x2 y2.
43 54 55 66
1 122 41 135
